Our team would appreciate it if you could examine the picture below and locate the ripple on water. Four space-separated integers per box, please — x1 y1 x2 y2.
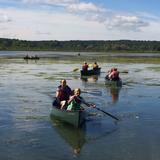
0 56 160 160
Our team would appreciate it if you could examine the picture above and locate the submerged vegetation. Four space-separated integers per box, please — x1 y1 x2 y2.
1 38 160 53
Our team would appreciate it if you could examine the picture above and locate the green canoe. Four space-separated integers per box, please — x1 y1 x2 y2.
50 106 86 128
105 78 122 87
81 67 101 76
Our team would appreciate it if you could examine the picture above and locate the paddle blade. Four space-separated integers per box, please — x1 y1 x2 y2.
73 68 79 72
120 70 129 73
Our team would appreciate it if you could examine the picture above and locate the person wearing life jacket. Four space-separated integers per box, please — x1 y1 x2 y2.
53 79 72 109
67 88 84 111
93 62 99 70
82 62 88 71
105 68 114 80
108 68 119 81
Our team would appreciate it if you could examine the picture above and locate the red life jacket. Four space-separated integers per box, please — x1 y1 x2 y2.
57 85 71 101
82 64 88 71
111 70 119 79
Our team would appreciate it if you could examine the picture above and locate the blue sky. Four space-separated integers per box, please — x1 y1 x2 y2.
0 0 160 40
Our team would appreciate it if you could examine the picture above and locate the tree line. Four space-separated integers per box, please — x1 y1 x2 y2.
0 38 160 52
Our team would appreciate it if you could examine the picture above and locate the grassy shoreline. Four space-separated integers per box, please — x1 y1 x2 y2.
0 54 160 64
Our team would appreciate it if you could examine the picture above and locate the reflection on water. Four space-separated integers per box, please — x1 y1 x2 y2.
24 59 39 64
0 52 160 160
81 75 99 82
50 114 118 157
50 117 86 156
107 86 121 104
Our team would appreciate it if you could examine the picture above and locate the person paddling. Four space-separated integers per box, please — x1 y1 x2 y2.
53 79 72 109
67 88 84 111
105 68 120 81
93 62 99 70
82 62 88 71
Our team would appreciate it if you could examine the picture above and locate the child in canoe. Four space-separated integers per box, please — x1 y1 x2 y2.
67 88 84 111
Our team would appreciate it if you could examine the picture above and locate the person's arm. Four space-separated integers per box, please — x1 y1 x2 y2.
55 87 61 102
108 72 113 79
67 95 76 104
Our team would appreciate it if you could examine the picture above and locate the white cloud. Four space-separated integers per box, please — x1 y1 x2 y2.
105 15 149 31
67 2 105 13
0 0 159 40
2 1 151 33
0 13 12 23
0 8 107 40
23 0 77 6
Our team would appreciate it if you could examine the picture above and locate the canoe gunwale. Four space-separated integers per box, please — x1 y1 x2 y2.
105 78 122 87
51 106 86 128
80 67 101 76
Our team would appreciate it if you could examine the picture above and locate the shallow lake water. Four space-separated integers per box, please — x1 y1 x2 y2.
0 51 160 160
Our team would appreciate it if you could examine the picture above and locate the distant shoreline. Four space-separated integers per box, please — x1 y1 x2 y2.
1 38 160 53
0 51 160 64
0 51 160 58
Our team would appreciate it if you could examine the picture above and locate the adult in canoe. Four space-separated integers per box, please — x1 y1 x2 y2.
51 88 86 127
53 79 72 109
93 62 99 70
52 88 86 127
82 62 89 71
105 68 122 87
106 68 120 81
81 67 101 76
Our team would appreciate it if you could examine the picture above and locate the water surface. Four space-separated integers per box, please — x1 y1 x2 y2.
0 51 160 160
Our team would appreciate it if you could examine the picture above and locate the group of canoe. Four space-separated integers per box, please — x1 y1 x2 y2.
24 55 40 60
51 63 123 127
80 62 122 86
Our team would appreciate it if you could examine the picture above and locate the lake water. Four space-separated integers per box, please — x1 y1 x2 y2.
0 51 160 160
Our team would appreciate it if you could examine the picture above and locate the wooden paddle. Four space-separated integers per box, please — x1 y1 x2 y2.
107 70 129 74
78 98 119 121
73 68 79 72
92 106 120 121
120 70 129 74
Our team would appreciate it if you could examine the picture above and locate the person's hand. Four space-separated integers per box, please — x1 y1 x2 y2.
70 95 76 101
90 103 96 108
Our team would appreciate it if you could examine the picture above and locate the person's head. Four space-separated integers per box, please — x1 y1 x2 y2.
94 62 97 64
74 88 81 96
60 79 66 87
113 68 117 71
111 68 114 72
84 61 87 65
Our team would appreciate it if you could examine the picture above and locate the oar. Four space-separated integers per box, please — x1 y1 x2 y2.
120 70 129 74
73 68 79 72
93 106 120 121
107 70 129 74
79 99 119 121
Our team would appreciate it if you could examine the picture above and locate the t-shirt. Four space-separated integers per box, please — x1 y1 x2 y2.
67 96 83 111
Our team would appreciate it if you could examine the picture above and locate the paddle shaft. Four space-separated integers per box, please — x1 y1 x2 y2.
78 98 119 121
95 107 119 121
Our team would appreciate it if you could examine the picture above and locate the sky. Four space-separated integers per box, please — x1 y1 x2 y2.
0 0 160 41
